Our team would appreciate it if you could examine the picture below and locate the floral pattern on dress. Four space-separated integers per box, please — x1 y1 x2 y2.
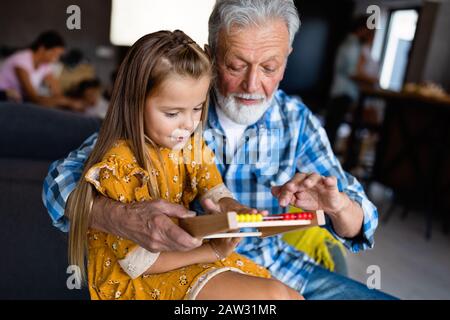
84 138 271 300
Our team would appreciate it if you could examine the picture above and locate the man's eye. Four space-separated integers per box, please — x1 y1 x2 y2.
165 112 178 118
229 64 245 72
263 66 276 73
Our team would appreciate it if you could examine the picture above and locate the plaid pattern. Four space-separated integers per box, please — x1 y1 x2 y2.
42 134 97 232
42 89 378 291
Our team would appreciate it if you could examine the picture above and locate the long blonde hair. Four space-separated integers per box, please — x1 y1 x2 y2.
67 30 212 284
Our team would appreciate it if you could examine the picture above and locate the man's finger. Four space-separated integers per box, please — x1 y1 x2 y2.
323 176 339 190
278 189 294 207
272 173 307 198
294 198 316 211
301 173 322 189
157 200 196 218
271 185 282 197
290 172 308 185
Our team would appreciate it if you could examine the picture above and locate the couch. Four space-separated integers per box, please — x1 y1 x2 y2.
0 102 100 299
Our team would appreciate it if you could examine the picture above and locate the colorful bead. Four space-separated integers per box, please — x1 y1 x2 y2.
237 213 264 222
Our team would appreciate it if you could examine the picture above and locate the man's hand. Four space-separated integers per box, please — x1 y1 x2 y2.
90 196 202 252
271 173 346 214
271 172 364 238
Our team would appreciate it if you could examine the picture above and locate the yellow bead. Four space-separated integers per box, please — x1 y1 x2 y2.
256 214 263 222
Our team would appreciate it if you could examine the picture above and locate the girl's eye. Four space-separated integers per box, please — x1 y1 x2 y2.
165 112 178 118
193 107 202 112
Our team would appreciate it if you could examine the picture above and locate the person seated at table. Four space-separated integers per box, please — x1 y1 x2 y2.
325 17 379 151
0 30 82 111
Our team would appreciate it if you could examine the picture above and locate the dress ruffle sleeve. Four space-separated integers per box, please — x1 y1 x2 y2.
85 143 151 203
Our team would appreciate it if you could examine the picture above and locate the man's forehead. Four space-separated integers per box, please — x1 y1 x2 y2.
217 22 290 60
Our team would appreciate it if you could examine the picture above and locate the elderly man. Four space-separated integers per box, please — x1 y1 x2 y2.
43 0 394 299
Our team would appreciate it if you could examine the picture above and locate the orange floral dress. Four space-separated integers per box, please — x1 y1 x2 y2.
84 137 270 300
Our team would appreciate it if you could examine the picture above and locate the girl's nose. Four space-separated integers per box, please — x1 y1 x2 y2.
182 115 195 132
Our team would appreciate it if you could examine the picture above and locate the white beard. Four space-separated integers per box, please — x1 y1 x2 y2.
214 87 275 126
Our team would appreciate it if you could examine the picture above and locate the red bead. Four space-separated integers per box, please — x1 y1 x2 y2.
307 212 313 220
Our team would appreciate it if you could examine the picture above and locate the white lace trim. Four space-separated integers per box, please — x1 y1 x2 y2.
118 246 160 279
200 183 234 204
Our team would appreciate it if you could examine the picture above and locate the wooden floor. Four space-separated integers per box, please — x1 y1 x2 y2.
345 183 450 300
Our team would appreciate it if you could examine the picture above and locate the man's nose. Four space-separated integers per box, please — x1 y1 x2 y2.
242 67 260 93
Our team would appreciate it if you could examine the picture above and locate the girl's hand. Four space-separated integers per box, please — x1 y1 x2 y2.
207 237 241 261
219 198 269 216
202 198 268 216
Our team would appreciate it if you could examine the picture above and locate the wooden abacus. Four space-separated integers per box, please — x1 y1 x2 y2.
179 210 325 239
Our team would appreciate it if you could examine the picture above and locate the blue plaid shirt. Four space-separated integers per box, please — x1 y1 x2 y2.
42 89 378 292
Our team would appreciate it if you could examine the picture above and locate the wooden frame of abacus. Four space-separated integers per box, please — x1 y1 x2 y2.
178 210 326 239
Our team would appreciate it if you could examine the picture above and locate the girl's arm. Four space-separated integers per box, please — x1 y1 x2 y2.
43 73 63 96
143 243 217 275
15 67 83 110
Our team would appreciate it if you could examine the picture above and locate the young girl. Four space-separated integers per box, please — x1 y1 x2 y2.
67 30 303 300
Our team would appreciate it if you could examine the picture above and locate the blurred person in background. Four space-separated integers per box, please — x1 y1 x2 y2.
325 17 379 151
0 30 83 111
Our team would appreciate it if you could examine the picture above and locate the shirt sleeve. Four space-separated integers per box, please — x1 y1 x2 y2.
41 133 98 232
12 51 33 71
296 109 378 252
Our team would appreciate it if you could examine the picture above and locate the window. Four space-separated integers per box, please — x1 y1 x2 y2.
110 0 216 47
379 9 419 91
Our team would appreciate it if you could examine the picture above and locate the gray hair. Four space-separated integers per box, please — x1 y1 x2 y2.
208 0 300 56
